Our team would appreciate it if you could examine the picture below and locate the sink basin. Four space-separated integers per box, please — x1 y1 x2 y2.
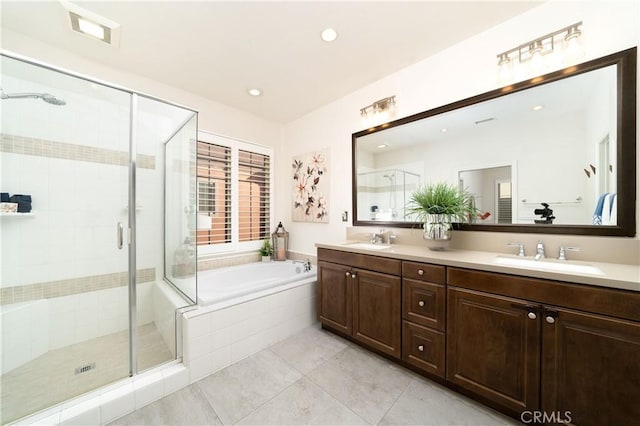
494 255 604 275
345 243 392 251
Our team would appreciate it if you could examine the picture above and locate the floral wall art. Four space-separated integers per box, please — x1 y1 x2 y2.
292 149 329 223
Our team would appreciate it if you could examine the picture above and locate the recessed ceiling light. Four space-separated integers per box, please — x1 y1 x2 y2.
60 1 120 46
321 28 338 42
248 88 262 97
377 144 388 149
532 105 544 111
441 128 448 133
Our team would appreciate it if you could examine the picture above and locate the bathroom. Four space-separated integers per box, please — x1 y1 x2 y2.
1 1 639 425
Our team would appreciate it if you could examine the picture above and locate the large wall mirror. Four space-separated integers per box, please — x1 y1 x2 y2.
352 48 636 236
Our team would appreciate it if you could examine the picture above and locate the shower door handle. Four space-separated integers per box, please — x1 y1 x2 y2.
117 222 124 249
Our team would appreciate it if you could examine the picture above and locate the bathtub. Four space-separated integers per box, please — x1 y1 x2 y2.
197 260 317 306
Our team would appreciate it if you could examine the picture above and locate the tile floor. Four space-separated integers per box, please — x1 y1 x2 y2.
113 324 519 425
1 323 172 424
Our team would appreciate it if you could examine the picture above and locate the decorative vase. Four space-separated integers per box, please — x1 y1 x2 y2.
423 214 452 251
262 255 271 262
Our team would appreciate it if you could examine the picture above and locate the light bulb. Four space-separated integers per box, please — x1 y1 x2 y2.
497 54 513 85
563 26 585 65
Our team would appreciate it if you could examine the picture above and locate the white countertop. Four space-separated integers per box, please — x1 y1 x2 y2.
316 241 640 292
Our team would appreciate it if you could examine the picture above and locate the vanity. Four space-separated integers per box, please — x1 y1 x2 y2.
316 243 640 425
320 47 639 424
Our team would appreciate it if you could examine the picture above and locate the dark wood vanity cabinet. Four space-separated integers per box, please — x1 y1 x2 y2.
317 248 402 358
541 307 640 426
401 261 446 377
447 287 541 412
447 267 640 424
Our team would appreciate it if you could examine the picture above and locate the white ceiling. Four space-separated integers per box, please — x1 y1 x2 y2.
0 1 543 123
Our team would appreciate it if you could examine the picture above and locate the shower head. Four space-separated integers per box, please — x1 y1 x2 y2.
0 89 66 106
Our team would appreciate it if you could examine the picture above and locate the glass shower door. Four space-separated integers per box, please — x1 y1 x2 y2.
0 55 133 422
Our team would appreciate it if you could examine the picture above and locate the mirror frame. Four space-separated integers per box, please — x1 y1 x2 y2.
352 47 637 237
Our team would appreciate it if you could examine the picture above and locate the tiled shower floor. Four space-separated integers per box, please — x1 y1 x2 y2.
1 323 172 424
113 324 519 425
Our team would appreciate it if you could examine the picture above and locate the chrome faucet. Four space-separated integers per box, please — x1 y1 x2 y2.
293 259 312 272
370 228 385 244
507 242 525 257
558 246 580 261
534 240 545 260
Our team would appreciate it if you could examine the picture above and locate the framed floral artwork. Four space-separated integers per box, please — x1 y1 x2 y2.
292 149 329 223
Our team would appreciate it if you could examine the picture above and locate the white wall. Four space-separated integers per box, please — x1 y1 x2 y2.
280 0 640 255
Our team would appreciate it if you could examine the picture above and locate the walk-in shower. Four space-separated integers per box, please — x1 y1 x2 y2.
357 168 420 221
0 53 198 423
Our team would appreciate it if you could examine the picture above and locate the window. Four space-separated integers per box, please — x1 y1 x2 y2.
196 131 272 254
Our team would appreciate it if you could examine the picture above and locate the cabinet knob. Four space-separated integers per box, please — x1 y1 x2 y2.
418 345 424 352
345 272 350 277
351 274 356 279
418 300 425 307
527 312 537 320
418 269 424 276
545 315 556 324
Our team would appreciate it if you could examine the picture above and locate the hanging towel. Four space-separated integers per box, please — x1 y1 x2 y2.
607 193 617 225
602 194 612 225
592 192 608 225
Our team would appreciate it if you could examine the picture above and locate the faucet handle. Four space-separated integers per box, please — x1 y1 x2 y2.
558 246 580 261
507 242 525 257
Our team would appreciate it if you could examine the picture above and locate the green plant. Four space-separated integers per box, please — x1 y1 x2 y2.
407 181 477 223
259 238 273 256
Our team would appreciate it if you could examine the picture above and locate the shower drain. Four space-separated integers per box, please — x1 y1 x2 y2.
75 363 96 375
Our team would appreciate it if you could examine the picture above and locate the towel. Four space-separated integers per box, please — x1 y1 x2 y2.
602 194 612 225
606 193 617 225
592 192 608 225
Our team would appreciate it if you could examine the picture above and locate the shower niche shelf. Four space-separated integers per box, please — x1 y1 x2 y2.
0 211 36 218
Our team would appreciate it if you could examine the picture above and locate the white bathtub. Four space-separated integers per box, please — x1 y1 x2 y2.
197 260 317 306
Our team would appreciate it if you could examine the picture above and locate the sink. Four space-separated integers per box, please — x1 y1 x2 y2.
344 242 392 251
494 255 604 275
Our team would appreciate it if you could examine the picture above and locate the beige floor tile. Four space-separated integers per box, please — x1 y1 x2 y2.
379 378 517 426
236 377 368 425
306 344 412 424
269 324 348 374
195 349 302 424
110 385 221 426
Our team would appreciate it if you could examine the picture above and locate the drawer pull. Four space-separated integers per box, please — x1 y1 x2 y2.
418 345 424 352
527 312 537 320
418 269 424 276
345 272 350 277
546 316 556 324
418 300 425 307
351 273 356 279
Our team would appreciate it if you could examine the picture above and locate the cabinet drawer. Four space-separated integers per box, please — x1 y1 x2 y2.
402 261 445 284
402 321 445 378
402 279 445 331
318 248 401 275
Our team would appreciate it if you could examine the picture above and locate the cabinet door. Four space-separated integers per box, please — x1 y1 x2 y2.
447 287 540 414
317 261 352 334
352 269 401 358
541 307 640 426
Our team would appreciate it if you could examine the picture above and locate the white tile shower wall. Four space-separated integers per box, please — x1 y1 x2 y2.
0 283 154 374
0 299 49 374
182 282 317 383
153 280 192 359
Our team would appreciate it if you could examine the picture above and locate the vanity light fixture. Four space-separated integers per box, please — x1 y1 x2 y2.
59 0 120 46
360 96 396 125
496 21 583 83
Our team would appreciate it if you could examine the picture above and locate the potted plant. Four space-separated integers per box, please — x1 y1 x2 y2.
259 238 273 262
407 182 476 250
